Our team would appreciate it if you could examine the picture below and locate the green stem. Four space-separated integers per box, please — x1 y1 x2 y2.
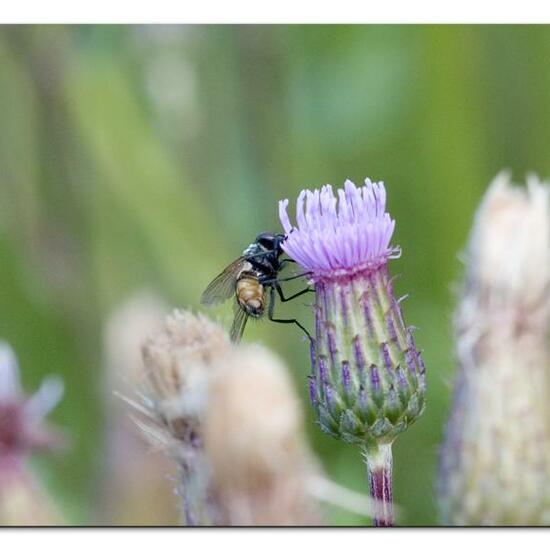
363 441 394 527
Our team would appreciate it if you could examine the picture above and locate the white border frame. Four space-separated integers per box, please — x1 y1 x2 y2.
2 0 550 24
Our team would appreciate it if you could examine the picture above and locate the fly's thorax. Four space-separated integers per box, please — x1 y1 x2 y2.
309 264 426 445
243 242 281 274
242 243 262 257
236 273 265 317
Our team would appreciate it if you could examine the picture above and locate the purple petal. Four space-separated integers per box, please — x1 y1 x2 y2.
0 342 21 402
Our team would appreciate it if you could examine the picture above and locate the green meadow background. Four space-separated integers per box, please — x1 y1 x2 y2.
1 25 549 525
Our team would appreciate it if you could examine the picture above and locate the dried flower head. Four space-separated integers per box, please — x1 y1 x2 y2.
279 179 425 447
138 311 323 525
438 172 550 525
138 309 231 525
204 344 321 525
141 309 230 448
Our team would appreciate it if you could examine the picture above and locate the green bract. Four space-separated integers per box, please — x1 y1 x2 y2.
310 265 426 445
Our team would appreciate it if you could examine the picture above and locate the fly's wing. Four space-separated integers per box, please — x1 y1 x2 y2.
201 258 244 306
229 305 249 343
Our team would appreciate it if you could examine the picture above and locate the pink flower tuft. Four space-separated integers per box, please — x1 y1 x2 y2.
279 178 399 281
0 342 64 462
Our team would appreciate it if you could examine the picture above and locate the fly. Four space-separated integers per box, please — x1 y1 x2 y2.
201 232 313 342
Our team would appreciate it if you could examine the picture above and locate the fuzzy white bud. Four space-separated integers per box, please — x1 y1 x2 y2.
204 344 322 526
438 172 550 525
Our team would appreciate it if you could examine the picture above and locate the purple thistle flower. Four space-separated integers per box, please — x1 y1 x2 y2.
0 342 64 472
279 178 426 526
279 179 400 282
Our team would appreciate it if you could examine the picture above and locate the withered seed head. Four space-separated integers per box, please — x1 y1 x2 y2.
204 344 321 525
141 309 230 446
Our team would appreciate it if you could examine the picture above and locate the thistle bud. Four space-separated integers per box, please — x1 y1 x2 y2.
438 173 550 525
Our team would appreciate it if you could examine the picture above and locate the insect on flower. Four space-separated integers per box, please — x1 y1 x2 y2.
201 232 314 342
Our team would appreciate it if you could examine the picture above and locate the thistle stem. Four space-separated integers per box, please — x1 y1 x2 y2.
363 441 394 527
178 464 197 526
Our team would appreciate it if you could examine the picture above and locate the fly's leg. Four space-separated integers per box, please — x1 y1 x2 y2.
268 285 314 344
276 285 314 302
261 271 314 286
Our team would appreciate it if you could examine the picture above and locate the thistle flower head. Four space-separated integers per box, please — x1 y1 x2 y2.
136 310 325 526
0 342 64 463
279 178 399 282
137 310 232 526
204 344 321 525
438 173 550 526
0 342 65 525
140 309 230 449
279 179 425 448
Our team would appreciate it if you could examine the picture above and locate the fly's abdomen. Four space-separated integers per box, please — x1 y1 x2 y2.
236 274 265 317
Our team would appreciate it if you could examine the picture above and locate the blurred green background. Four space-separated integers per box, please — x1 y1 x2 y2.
1 24 549 526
